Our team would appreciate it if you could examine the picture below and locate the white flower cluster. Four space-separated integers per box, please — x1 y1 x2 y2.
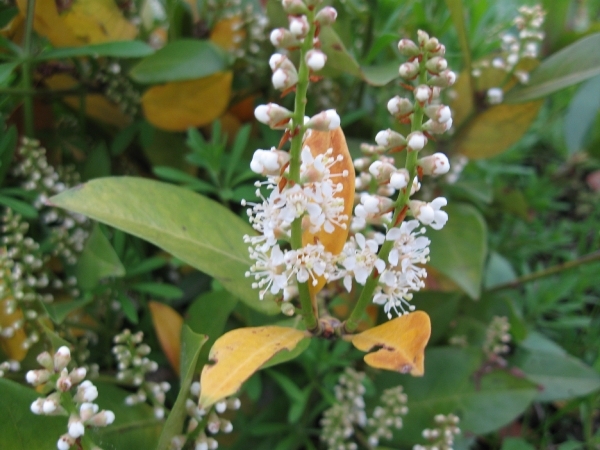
366 386 408 447
413 413 461 450
112 329 170 419
170 381 240 450
482 315 511 359
0 359 19 377
27 346 114 450
474 5 546 104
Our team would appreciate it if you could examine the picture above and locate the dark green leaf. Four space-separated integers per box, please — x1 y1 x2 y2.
564 74 600 154
225 125 251 186
0 61 18 85
125 257 168 278
44 297 93 324
484 252 517 289
129 40 226 84
157 326 208 450
0 194 38 219
131 282 183 299
36 41 155 61
117 292 139 324
364 33 398 64
0 6 18 29
0 124 17 184
110 121 141 156
76 223 125 290
501 437 536 450
81 144 111 180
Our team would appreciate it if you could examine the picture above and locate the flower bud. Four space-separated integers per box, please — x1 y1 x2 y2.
397 38 419 56
410 197 448 230
315 6 337 25
389 169 410 189
422 118 452 134
88 410 116 427
414 85 432 103
281 302 295 316
75 380 98 403
425 56 448 73
399 61 419 79
428 69 456 87
250 148 290 176
269 53 296 72
417 30 430 46
423 104 451 123
424 36 440 52
80 402 99 421
68 416 85 438
306 49 327 71
288 15 309 38
254 103 292 128
272 67 299 90
270 28 300 48
57 434 76 450
418 153 450 176
487 87 503 104
69 367 87 385
43 393 61 414
26 369 51 386
406 132 427 151
227 397 241 410
36 351 54 371
190 381 201 397
305 109 340 131
369 161 396 182
56 370 73 392
375 129 406 148
430 43 446 57
387 96 413 116
215 401 227 414
281 0 308 15
359 194 393 215
54 346 71 371
30 398 44 415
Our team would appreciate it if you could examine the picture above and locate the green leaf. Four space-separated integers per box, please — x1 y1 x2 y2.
36 41 155 61
0 6 18 29
43 297 93 324
377 347 537 445
39 322 71 351
129 40 226 84
0 378 66 450
505 33 600 102
117 292 139 324
428 203 488 299
364 33 398 64
564 74 600 154
76 224 125 290
512 333 600 401
0 194 38 219
50 177 278 314
0 62 18 85
89 382 163 450
185 290 238 369
414 291 461 345
501 437 537 450
131 282 183 300
484 252 517 289
125 257 168 278
0 124 17 184
110 121 140 156
360 62 399 86
157 325 208 450
81 143 111 180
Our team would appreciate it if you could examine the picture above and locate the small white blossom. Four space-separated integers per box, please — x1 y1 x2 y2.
410 198 448 230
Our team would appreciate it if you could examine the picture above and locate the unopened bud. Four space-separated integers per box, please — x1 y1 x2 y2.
80 403 99 421
254 103 292 128
272 67 298 90
57 434 76 450
288 15 309 38
269 53 296 72
369 161 396 182
399 61 419 79
88 410 116 427
425 56 447 73
422 118 452 134
315 6 337 25
417 30 430 46
305 109 340 131
414 85 432 103
270 28 299 48
375 129 406 148
43 393 61 414
250 148 290 176
423 104 452 123
54 346 71 371
398 38 419 56
36 351 54 371
418 153 450 176
26 369 51 386
428 69 456 87
487 87 503 104
30 398 44 415
387 96 413 116
406 132 427 151
281 302 295 316
430 43 446 57
215 401 227 414
68 417 85 438
306 49 327 71
281 0 308 14
390 169 410 189
69 367 87 385
56 371 73 392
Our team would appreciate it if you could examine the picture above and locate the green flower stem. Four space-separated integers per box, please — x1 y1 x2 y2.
22 0 37 137
345 56 428 333
289 10 319 333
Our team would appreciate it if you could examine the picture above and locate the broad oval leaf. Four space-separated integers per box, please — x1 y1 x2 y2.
428 203 487 299
49 177 279 315
351 311 431 376
302 127 354 296
199 325 306 408
129 40 226 84
505 32 600 102
141 72 233 131
148 301 183 375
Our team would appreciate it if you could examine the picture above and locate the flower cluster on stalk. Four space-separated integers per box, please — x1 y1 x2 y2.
482 315 511 360
413 413 461 450
27 346 114 450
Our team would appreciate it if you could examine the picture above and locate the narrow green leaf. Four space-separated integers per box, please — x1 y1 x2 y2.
129 40 226 84
110 121 140 156
44 297 93 324
564 74 600 154
49 177 279 314
125 257 168 278
75 224 125 290
131 282 183 300
0 61 18 85
428 203 488 299
505 33 600 102
157 326 208 450
225 125 251 186
117 292 139 324
364 33 398 64
36 41 155 61
0 194 38 218
0 125 17 184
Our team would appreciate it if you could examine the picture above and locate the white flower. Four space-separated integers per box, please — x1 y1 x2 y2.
418 153 450 176
414 85 431 103
306 49 327 71
246 244 290 299
250 148 290 176
284 243 334 286
254 103 292 128
389 169 410 190
289 15 309 38
407 132 427 151
410 197 448 230
341 234 386 291
305 109 340 131
487 87 503 104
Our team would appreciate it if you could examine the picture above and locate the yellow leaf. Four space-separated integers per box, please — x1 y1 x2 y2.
199 326 306 408
351 311 431 376
148 301 183 375
0 297 27 361
210 16 246 52
16 0 80 46
43 74 131 128
141 72 233 132
301 127 355 296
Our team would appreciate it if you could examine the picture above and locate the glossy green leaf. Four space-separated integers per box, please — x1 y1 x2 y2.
564 75 600 154
0 194 38 219
0 378 65 450
129 40 226 84
76 224 125 290
185 290 239 369
484 252 517 289
89 382 163 450
361 62 399 86
512 332 600 401
428 203 488 299
49 177 279 314
505 33 600 102
36 41 155 61
157 326 208 450
131 282 183 300
376 347 537 446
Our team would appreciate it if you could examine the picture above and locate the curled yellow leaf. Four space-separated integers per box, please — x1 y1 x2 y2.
301 127 355 296
351 311 431 376
148 301 183 375
141 71 233 132
199 326 306 408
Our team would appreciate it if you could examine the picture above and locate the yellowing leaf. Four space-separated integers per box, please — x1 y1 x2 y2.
210 16 246 52
43 74 131 128
148 301 183 375
199 326 306 408
351 311 431 376
0 297 27 361
302 127 355 296
141 72 233 132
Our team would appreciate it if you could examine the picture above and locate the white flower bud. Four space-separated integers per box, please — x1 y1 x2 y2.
69 367 87 385
306 49 327 71
30 398 44 414
215 401 227 414
54 346 71 371
315 6 337 25
57 434 76 450
269 54 295 72
487 87 503 104
375 129 406 148
254 103 292 128
154 407 165 420
406 132 427 151
426 56 448 73
389 169 410 189
424 104 452 123
289 15 309 38
418 153 450 176
272 67 298 90
88 410 116 426
221 420 233 433
305 109 340 131
368 161 396 182
387 96 413 116
36 351 54 371
281 0 308 14
227 398 241 410
80 403 99 421
270 28 299 48
428 69 456 87
399 61 419 79
422 118 452 134
56 371 73 392
26 369 51 386
430 43 446 57
43 395 60 414
397 38 419 56
417 30 430 46
414 85 432 103
190 381 200 397
68 418 85 438
75 380 98 403
250 148 290 175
